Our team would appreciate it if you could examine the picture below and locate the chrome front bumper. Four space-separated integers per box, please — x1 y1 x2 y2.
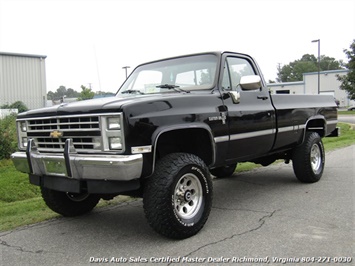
11 139 143 181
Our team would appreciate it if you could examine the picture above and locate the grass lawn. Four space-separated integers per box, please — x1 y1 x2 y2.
1 123 354 232
0 159 131 231
338 110 355 115
0 160 55 231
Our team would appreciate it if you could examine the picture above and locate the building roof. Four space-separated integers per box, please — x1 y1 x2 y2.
267 69 349 87
267 81 304 87
0 51 47 59
302 69 348 76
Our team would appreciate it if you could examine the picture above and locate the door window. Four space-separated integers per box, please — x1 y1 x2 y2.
222 57 256 91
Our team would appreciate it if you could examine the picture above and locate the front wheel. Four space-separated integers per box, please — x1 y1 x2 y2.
292 132 325 183
41 187 100 217
143 153 213 239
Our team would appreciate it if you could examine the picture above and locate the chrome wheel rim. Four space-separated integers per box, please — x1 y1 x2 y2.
173 173 203 220
310 144 321 173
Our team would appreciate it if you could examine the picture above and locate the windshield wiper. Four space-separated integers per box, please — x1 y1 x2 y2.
121 90 145 94
156 84 189 93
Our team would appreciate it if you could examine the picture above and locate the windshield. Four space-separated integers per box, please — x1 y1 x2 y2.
117 54 218 95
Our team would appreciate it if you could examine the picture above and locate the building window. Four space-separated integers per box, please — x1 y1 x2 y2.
276 90 290 94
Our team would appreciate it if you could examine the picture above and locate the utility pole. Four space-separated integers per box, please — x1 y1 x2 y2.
277 63 282 82
311 39 320 94
122 66 130 79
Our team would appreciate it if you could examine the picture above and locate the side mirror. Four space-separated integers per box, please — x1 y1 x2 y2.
240 75 261 90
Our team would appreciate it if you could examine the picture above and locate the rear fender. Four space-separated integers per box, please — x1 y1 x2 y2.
301 116 326 143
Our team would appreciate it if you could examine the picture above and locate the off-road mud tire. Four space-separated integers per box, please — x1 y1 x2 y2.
41 187 100 217
292 132 325 183
143 153 213 239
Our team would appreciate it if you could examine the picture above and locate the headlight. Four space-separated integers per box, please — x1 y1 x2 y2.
17 120 28 150
109 137 122 150
20 121 27 132
102 113 124 152
22 137 28 147
107 117 121 130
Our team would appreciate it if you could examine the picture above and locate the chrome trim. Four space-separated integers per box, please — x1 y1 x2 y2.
11 139 142 181
278 126 295 133
213 125 309 144
278 124 306 133
16 112 125 153
230 129 274 141
214 135 229 143
16 112 121 121
101 114 125 152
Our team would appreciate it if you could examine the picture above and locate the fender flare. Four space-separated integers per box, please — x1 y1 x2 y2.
150 123 216 174
301 115 327 141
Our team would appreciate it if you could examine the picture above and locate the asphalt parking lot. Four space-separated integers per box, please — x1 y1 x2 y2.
338 114 355 125
0 145 354 266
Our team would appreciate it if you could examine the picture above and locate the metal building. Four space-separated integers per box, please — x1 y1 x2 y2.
0 52 47 110
267 69 354 107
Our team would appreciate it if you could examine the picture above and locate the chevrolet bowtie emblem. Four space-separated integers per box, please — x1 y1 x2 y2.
50 130 63 138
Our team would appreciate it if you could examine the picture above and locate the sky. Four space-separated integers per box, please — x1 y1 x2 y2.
0 0 354 93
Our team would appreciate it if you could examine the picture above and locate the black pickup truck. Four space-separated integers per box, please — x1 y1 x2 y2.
12 51 338 239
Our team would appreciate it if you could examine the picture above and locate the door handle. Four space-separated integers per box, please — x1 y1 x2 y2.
257 95 268 100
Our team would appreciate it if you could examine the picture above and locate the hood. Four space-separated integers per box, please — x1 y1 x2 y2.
18 94 171 118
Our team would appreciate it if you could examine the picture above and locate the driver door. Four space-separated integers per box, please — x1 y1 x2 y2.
220 55 275 161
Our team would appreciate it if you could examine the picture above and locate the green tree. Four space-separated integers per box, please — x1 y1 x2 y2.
0 115 17 159
277 54 342 82
47 86 80 100
1 101 28 113
9 101 28 113
94 91 115 97
78 85 95 101
47 90 55 100
66 88 80 98
199 70 211 85
337 40 355 100
56 85 67 96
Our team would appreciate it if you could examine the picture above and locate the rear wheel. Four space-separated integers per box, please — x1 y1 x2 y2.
41 187 100 217
143 153 213 239
210 163 237 178
292 132 325 183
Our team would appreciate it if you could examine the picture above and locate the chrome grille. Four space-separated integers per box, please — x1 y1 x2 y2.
26 115 101 152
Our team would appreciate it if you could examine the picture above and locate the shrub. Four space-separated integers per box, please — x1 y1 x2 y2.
1 101 28 113
0 115 17 159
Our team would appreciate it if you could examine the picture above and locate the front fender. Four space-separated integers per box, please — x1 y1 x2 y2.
148 123 216 176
